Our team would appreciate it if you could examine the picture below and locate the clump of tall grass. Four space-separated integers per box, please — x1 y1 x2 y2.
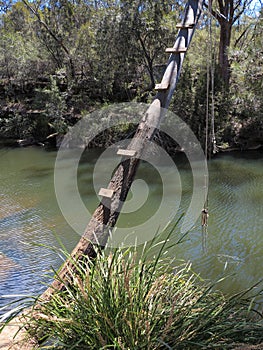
20 231 263 350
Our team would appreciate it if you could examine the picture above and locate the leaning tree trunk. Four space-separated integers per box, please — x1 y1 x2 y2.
40 0 204 301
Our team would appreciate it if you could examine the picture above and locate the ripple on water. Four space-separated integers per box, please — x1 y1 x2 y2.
0 203 70 313
0 148 262 310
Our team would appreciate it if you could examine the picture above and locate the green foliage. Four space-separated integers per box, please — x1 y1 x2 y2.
0 1 43 82
19 236 263 349
0 112 37 139
230 13 263 119
41 75 68 133
0 0 262 148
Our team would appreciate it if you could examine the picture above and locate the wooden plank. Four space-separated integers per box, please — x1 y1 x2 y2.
176 23 195 29
165 47 188 53
155 82 169 91
39 0 205 301
117 149 137 157
98 188 114 198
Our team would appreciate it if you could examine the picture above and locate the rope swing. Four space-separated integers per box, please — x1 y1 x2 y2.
202 0 216 253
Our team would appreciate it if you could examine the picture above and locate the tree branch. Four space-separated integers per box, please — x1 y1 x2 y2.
21 0 75 77
229 0 234 22
218 0 225 17
233 0 253 24
234 24 251 48
137 33 155 88
204 1 222 22
22 0 71 56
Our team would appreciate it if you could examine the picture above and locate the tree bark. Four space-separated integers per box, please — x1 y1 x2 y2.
218 19 231 86
138 34 156 90
40 0 204 301
207 0 253 86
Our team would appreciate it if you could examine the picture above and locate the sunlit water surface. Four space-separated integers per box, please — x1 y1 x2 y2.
0 147 262 313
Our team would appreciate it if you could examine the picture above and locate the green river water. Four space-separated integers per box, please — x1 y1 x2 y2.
0 147 262 312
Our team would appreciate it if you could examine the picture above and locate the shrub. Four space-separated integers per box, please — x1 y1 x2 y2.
22 231 263 349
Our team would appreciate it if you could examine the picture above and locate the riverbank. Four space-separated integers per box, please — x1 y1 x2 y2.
0 317 36 350
1 96 262 152
0 130 262 155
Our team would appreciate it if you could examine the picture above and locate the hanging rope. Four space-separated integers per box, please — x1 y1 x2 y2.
202 0 215 253
206 0 217 159
205 1 210 161
209 0 217 156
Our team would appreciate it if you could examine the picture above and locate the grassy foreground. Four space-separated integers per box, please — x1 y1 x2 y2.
2 230 263 349
15 232 262 350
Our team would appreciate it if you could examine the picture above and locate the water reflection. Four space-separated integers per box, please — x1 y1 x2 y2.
0 147 262 312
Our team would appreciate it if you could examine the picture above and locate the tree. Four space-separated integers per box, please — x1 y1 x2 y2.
208 0 253 87
230 9 263 119
122 0 181 90
0 2 43 83
21 0 86 80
